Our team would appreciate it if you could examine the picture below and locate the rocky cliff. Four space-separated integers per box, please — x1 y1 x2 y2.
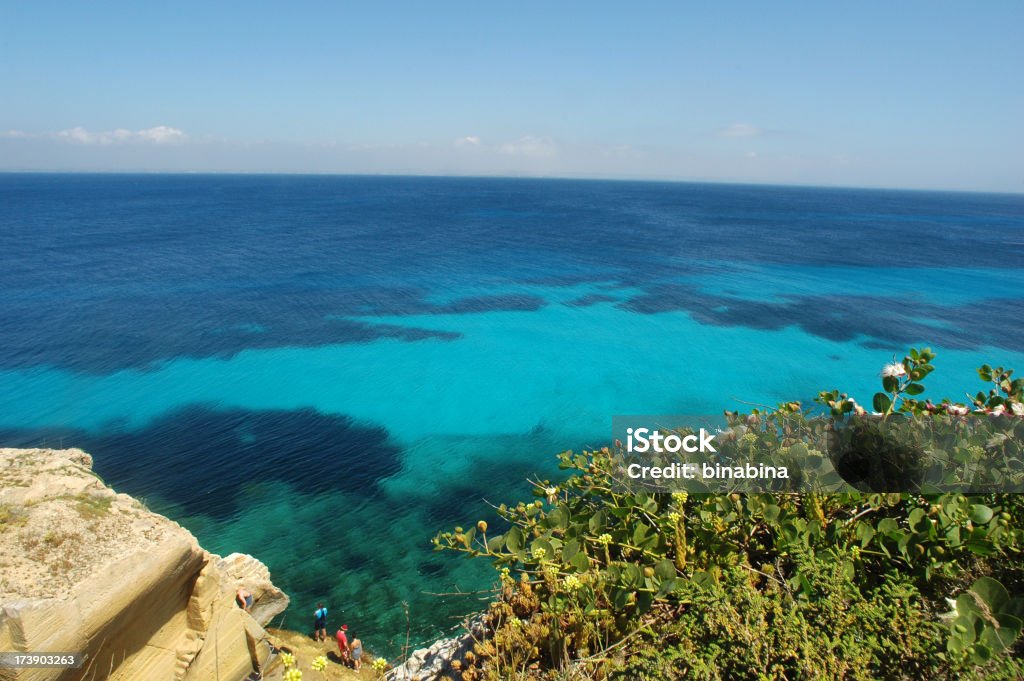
0 448 289 681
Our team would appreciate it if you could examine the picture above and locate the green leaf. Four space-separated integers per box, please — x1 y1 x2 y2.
622 563 644 589
945 524 961 547
969 504 994 524
487 534 505 552
953 613 978 642
877 518 899 536
873 392 892 413
570 551 590 572
882 376 899 393
971 577 1010 612
611 587 632 610
505 526 523 553
1003 597 1024 620
589 510 607 534
563 539 580 562
654 559 677 581
632 522 650 545
547 506 569 530
970 643 992 664
856 522 876 546
656 578 683 597
981 614 1022 652
905 383 925 396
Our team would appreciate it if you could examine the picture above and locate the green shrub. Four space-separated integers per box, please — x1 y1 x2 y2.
435 349 1024 680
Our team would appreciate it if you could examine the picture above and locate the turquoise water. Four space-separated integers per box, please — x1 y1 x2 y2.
1 175 1022 652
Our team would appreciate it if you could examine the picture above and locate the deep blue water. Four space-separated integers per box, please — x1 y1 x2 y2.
1 174 1022 652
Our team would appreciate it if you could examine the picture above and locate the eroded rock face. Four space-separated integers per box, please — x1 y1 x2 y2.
0 448 290 681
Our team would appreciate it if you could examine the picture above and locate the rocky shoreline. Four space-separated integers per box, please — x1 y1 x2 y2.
0 447 289 681
0 446 485 681
386 616 484 681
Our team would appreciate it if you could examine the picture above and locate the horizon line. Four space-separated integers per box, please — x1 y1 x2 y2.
0 169 1021 198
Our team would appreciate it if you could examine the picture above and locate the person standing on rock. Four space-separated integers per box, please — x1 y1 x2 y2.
313 603 328 642
336 624 350 664
349 633 363 671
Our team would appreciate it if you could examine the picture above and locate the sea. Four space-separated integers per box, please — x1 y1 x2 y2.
1 173 1022 654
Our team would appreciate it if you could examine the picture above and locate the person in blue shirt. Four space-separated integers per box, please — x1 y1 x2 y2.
313 603 328 642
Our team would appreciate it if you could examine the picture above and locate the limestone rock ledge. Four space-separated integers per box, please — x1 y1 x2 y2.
0 448 289 681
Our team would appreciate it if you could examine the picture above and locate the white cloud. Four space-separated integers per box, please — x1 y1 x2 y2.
719 123 762 138
134 125 187 144
2 129 31 139
455 135 481 147
54 125 187 145
498 135 556 157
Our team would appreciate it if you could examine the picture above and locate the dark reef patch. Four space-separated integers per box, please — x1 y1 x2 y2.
0 405 402 518
0 287 474 374
0 287 553 374
563 293 620 307
619 284 1024 352
350 292 547 316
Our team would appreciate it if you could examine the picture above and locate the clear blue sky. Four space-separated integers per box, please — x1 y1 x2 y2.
1 0 1021 191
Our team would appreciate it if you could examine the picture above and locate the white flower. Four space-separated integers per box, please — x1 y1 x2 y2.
938 598 959 620
989 404 1007 416
1011 402 1024 416
846 398 867 416
946 404 970 416
881 363 906 378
